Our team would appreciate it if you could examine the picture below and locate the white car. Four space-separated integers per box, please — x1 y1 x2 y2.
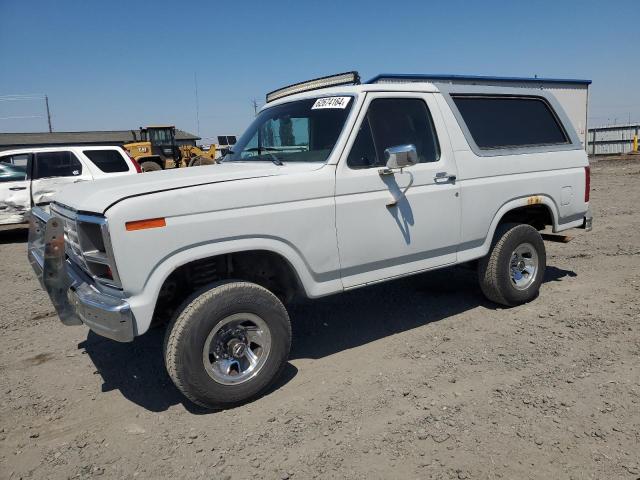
0 146 140 225
28 72 592 409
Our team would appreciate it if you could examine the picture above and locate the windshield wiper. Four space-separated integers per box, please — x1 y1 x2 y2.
241 147 284 166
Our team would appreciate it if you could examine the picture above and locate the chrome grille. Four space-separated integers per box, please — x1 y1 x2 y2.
49 202 121 289
64 217 87 269
50 204 88 272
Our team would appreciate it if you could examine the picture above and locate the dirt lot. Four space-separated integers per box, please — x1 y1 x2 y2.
1 157 639 480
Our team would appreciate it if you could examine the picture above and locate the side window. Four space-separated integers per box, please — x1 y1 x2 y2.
0 154 29 167
83 149 129 173
346 117 377 168
347 98 441 169
0 163 27 182
452 95 568 148
34 151 83 179
10 154 29 167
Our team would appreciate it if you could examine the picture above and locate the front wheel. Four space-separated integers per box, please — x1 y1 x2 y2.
477 223 546 306
164 281 291 409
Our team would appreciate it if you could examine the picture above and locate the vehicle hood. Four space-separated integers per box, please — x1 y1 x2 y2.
53 162 323 214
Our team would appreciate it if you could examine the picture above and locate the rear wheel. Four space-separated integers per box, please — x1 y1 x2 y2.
478 223 546 306
164 280 291 409
140 160 162 172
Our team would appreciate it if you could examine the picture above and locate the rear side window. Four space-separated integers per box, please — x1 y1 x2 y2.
452 96 568 149
83 149 129 173
34 151 83 179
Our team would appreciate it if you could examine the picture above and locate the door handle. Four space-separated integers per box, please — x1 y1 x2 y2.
434 172 456 183
9 186 27 191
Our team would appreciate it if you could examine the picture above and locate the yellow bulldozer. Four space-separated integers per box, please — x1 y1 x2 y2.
123 126 217 172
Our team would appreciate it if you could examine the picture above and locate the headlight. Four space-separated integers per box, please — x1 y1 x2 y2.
76 215 122 288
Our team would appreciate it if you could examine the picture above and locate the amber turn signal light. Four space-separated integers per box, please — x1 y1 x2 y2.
125 218 166 231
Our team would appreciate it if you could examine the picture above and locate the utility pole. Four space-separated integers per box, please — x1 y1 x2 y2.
194 72 200 136
45 95 52 132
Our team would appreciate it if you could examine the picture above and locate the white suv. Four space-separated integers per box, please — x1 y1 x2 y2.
1 146 140 225
28 72 592 408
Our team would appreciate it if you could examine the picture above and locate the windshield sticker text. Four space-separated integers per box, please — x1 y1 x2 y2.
312 97 351 110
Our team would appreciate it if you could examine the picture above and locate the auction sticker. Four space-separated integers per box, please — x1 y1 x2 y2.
312 96 351 109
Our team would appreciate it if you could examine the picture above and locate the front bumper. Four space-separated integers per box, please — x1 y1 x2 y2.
27 207 135 342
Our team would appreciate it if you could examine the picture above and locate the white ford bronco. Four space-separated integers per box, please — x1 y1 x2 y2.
28 72 592 408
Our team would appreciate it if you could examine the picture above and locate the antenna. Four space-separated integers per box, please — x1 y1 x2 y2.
252 98 259 116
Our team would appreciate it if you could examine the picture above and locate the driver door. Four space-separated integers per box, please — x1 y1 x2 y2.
335 92 461 288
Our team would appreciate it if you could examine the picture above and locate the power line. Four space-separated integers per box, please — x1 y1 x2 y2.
0 93 45 100
0 115 45 120
0 97 46 102
0 93 52 131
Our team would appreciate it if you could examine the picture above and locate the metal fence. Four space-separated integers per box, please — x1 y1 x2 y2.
587 124 639 155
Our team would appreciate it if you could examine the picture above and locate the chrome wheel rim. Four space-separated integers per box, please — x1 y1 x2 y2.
509 242 538 290
202 313 271 385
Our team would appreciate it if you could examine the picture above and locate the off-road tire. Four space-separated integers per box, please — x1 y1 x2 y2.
477 223 546 306
140 161 162 172
163 280 291 409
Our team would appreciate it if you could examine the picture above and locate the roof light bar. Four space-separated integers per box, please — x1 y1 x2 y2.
266 71 360 103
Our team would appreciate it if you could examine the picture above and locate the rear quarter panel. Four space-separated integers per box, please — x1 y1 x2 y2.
434 92 589 261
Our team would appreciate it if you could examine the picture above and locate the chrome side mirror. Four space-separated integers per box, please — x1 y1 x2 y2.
378 145 418 207
384 144 418 170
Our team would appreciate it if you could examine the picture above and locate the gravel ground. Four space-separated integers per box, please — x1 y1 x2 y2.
1 157 639 480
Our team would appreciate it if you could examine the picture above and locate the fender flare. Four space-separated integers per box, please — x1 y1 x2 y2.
126 237 340 334
467 195 559 260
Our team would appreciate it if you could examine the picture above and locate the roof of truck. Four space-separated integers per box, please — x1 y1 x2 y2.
263 82 441 109
367 73 592 85
263 71 592 108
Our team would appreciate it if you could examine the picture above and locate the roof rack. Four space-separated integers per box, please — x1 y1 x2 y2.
367 73 592 85
265 71 360 103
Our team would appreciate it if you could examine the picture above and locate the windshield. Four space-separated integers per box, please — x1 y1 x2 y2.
224 97 353 163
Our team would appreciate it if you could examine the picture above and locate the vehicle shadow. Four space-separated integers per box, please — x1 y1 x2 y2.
290 264 576 360
0 225 28 244
79 329 298 415
80 264 576 413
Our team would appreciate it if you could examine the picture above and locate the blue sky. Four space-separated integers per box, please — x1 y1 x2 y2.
1 0 638 141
